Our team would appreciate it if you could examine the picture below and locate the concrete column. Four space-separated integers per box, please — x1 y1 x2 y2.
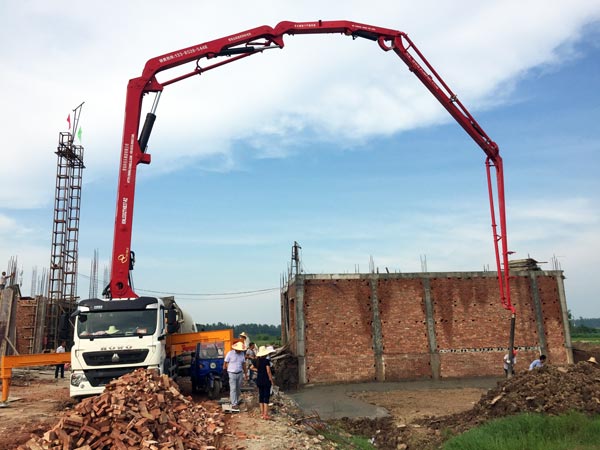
555 272 574 364
295 276 307 385
423 278 440 379
529 273 548 356
369 277 385 381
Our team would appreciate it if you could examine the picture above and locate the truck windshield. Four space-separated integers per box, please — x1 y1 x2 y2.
198 341 225 359
76 310 157 338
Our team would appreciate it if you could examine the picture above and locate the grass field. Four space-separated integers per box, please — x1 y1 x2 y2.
442 411 600 450
572 334 600 344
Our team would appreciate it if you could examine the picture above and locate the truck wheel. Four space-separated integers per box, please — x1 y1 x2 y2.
209 379 222 400
191 378 198 393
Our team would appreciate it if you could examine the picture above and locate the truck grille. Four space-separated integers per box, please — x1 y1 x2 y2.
82 349 149 366
84 367 148 387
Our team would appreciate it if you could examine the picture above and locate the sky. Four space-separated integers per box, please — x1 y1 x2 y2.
1 1 599 325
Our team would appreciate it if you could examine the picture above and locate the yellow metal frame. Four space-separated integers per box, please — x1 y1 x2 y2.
166 329 233 356
1 329 233 404
1 352 71 404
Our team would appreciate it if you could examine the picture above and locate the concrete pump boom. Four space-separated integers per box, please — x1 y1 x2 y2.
107 20 515 318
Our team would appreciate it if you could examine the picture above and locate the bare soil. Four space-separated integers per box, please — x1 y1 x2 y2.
2 343 599 450
0 370 75 448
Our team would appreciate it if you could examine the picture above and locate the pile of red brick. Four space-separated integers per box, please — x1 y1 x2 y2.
18 368 224 450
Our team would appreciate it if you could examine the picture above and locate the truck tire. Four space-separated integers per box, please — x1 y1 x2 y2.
209 379 222 400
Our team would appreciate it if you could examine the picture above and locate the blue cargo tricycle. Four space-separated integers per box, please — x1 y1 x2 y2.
190 340 226 399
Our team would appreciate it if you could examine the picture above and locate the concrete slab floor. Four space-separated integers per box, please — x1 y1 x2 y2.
288 377 501 420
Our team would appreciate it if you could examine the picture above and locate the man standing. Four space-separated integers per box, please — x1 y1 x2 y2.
246 342 257 383
503 349 517 376
0 271 15 290
224 341 247 411
55 341 67 379
239 332 250 348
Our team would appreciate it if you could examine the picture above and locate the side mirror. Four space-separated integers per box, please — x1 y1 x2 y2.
166 307 179 334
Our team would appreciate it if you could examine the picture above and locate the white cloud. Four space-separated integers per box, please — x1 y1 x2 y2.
2 1 600 208
1 1 599 322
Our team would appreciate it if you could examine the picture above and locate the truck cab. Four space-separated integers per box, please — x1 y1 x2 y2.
69 296 190 398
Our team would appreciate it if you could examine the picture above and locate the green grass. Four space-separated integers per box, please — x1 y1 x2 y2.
442 411 600 450
572 334 600 344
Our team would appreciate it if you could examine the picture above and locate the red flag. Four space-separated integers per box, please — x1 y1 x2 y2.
67 114 71 130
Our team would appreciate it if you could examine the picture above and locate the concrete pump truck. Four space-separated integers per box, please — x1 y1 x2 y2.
2 20 516 404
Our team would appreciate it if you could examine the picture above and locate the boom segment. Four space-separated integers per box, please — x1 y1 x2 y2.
108 20 514 316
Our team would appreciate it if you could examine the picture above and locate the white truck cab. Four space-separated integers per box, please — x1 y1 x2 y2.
69 296 193 398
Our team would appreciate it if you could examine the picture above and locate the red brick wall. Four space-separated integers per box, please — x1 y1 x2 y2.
284 271 571 384
378 278 431 378
536 275 567 364
304 279 375 384
16 299 37 354
432 276 504 377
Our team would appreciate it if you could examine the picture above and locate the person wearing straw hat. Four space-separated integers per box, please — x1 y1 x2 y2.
224 341 247 411
106 325 120 335
238 332 250 348
251 345 275 420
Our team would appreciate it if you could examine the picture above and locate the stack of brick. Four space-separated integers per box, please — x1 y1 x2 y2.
18 368 224 450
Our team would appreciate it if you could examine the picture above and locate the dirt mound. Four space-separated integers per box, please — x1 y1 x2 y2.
427 361 600 434
18 368 225 450
337 361 600 450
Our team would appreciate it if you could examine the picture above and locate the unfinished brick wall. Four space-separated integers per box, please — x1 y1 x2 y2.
378 278 431 379
282 270 572 385
303 279 375 383
15 299 37 354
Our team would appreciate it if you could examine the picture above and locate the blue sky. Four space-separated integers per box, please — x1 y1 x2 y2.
1 1 599 325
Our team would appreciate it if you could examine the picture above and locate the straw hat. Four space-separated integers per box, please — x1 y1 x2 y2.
106 325 119 335
232 341 246 351
587 356 598 364
239 332 248 337
256 345 275 358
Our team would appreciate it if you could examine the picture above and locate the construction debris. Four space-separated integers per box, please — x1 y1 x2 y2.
18 368 224 450
508 258 542 271
269 344 299 391
337 361 600 450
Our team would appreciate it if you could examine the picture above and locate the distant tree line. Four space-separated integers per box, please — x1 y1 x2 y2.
571 318 600 336
195 322 281 340
567 311 600 336
572 318 600 329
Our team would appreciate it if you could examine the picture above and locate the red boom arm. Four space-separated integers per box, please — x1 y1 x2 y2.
108 20 514 314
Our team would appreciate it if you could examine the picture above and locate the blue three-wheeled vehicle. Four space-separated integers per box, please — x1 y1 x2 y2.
190 340 226 399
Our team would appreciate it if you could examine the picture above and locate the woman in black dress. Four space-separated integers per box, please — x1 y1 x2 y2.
252 345 275 419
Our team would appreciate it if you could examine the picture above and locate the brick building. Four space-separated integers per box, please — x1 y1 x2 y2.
281 269 572 385
1 287 53 356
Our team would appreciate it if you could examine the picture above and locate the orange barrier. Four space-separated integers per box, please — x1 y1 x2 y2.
166 329 233 356
1 352 71 404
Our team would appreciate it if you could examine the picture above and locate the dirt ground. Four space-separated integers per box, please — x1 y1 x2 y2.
2 343 599 450
0 370 74 448
0 371 490 450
